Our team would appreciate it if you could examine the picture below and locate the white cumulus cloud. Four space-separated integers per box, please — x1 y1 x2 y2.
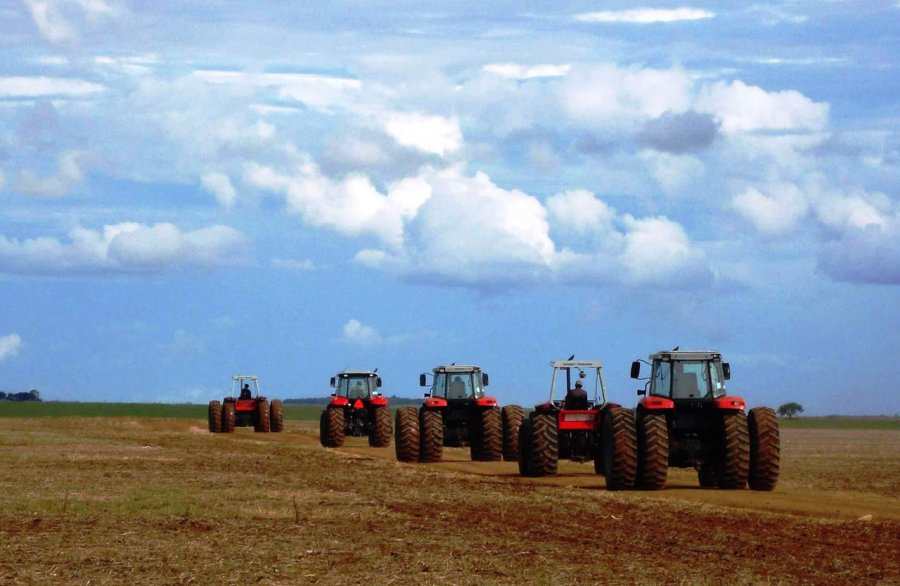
192 70 361 112
382 112 463 157
245 159 431 249
0 223 249 275
342 319 382 346
562 65 694 128
201 172 238 208
482 63 571 79
24 0 123 45
575 8 714 24
0 334 23 361
0 76 104 98
14 151 85 197
697 80 829 133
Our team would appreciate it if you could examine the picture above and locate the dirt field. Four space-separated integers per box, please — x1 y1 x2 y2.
1 418 897 585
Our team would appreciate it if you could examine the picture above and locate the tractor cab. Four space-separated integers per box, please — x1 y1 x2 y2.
632 351 729 401
420 365 489 402
229 375 263 415
331 370 382 401
540 359 608 412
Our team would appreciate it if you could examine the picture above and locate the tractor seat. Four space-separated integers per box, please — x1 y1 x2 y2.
565 394 589 410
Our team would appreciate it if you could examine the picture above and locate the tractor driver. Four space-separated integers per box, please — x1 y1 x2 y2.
448 376 467 399
240 383 252 400
565 380 588 409
349 380 367 399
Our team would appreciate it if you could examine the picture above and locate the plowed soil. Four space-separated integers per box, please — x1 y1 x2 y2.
1 418 897 585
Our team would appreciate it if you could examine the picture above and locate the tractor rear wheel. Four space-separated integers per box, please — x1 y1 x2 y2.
208 400 222 433
698 462 717 488
601 407 638 490
517 417 534 476
369 406 392 447
269 400 284 432
748 407 780 491
502 405 525 461
325 407 345 447
419 409 444 462
471 407 502 461
528 412 558 476
394 407 420 462
636 412 668 490
222 401 236 433
716 410 750 489
255 399 271 432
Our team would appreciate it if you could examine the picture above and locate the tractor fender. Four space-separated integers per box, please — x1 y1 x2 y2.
534 402 556 413
369 396 388 407
330 396 350 407
639 396 675 411
475 397 498 408
712 396 746 411
234 399 256 412
424 397 447 409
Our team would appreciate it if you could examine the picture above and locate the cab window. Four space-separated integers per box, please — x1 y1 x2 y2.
338 377 371 399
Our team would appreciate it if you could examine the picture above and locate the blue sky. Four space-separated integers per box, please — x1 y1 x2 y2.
1 1 898 414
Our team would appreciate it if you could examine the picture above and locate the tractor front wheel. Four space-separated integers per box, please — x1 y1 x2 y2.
369 406 392 447
221 401 236 433
269 400 284 433
601 407 638 491
528 412 558 476
716 411 750 489
471 407 502 461
419 409 444 462
748 407 780 491
502 405 525 461
636 411 668 490
698 462 717 488
255 399 271 432
395 407 420 462
208 400 222 433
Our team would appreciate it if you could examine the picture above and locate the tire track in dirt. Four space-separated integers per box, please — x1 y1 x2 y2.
322 428 900 523
195 419 900 523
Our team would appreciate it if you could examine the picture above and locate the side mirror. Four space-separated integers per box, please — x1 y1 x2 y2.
723 363 731 380
330 392 336 397
330 377 335 388
637 389 646 396
423 392 429 398
419 374 427 387
376 377 382 387
630 361 641 379
482 373 489 386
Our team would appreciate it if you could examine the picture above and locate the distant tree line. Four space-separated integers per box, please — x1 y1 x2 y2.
0 389 41 402
284 395 422 406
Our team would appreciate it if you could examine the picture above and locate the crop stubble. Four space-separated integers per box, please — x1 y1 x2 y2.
0 418 897 585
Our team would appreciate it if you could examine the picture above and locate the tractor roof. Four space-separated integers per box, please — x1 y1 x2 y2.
549 360 604 369
649 350 723 361
335 370 379 377
231 375 258 381
432 364 482 373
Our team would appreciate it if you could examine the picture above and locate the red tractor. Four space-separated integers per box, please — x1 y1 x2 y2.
208 375 283 433
629 349 780 491
319 370 392 448
518 359 637 491
394 364 524 463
